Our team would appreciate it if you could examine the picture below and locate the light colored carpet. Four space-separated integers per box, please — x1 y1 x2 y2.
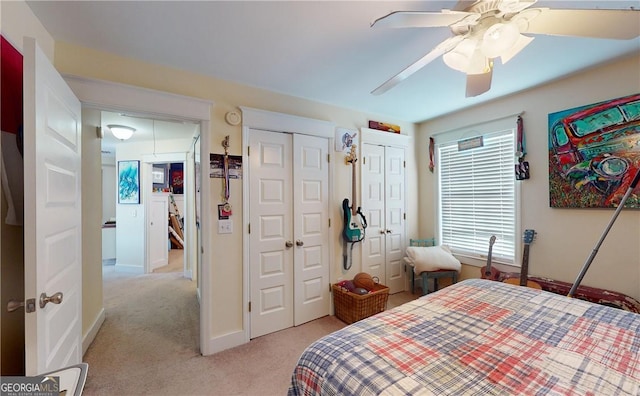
84 259 417 395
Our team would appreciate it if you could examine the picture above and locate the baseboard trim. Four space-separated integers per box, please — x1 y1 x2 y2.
202 330 246 356
184 269 193 280
82 308 105 356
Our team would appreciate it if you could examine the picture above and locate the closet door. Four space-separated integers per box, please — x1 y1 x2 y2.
249 130 294 338
292 134 330 326
384 146 406 294
361 143 406 294
361 144 386 283
249 130 330 338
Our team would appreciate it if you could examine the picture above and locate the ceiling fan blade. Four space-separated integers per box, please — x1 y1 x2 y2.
452 1 480 12
466 66 493 97
371 36 464 95
371 10 476 28
525 8 640 39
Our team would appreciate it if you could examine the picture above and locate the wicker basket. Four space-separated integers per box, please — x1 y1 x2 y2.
332 283 389 324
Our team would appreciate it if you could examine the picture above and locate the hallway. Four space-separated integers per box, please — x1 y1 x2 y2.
85 249 198 393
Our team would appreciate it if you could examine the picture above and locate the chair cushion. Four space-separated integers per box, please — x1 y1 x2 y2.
404 245 461 273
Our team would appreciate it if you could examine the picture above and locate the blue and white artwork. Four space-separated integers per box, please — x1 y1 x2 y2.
118 160 140 204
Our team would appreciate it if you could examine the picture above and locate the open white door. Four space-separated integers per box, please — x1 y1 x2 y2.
23 37 83 375
148 193 169 271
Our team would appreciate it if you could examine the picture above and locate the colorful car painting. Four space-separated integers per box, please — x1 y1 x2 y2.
548 93 640 208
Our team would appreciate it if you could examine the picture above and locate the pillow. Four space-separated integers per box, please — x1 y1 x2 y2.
404 245 461 273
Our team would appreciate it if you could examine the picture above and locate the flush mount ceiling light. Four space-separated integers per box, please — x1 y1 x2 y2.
107 124 136 141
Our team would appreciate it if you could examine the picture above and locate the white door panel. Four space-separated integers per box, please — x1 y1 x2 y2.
250 130 293 338
384 146 406 293
361 144 385 282
149 195 169 271
361 143 406 293
23 37 82 374
293 134 329 326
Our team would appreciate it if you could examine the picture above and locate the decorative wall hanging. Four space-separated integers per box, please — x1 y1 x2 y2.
368 120 400 134
209 153 242 179
428 137 435 173
335 127 357 153
170 163 184 194
118 160 140 204
515 115 530 180
548 93 640 208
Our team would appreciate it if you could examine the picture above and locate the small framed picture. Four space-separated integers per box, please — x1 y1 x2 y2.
118 160 140 204
335 127 357 153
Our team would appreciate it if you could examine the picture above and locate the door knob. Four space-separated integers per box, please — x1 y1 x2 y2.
285 241 293 248
7 298 36 313
296 240 304 247
379 230 386 234
386 229 392 234
39 292 63 309
7 300 24 312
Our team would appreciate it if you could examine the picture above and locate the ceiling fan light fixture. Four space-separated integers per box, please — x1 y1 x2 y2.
443 38 477 72
481 22 520 58
500 34 534 64
467 51 491 75
107 124 136 141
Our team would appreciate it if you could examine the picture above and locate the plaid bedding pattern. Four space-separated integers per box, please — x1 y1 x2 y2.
288 279 640 395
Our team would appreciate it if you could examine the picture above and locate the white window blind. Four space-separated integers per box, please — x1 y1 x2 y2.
437 128 516 263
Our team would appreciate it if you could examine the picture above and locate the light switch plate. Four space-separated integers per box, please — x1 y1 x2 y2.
218 219 233 234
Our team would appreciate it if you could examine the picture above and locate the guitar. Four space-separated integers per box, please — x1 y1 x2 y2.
504 229 542 289
342 145 366 242
480 235 500 281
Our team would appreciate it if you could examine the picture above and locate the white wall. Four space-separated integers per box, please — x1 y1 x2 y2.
418 53 640 300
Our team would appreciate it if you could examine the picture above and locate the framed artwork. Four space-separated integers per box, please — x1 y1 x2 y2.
548 93 640 208
118 160 140 204
335 127 357 153
170 163 184 194
152 165 167 185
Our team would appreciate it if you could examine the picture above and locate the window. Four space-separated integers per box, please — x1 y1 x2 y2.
437 127 516 264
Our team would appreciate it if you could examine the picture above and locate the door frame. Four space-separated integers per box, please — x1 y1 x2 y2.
142 153 192 278
240 107 334 342
62 75 216 355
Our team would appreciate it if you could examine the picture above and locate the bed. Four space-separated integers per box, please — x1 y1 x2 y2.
288 279 640 395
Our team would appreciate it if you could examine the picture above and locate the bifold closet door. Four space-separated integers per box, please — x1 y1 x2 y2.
292 134 330 326
383 146 406 294
249 129 329 338
361 143 406 294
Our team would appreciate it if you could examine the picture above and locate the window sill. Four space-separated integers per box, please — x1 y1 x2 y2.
453 252 519 271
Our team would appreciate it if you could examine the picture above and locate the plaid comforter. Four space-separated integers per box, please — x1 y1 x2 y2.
288 279 640 395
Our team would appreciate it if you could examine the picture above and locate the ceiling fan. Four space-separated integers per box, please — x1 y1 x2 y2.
371 0 640 97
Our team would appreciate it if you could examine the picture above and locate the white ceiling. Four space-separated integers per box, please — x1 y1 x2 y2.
100 111 199 156
27 1 640 123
